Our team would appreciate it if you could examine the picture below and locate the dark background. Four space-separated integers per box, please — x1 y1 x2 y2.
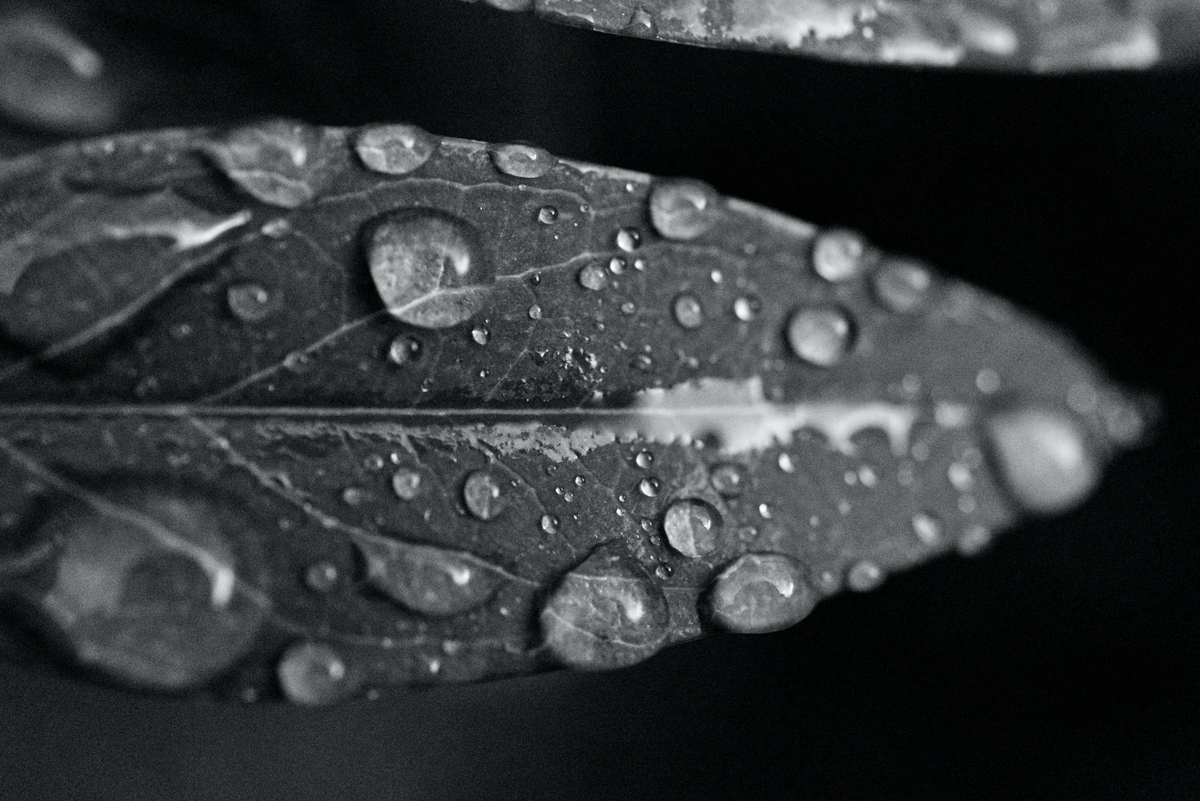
1 1 1197 798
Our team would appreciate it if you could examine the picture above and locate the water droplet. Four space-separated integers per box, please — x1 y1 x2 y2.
873 259 934 313
207 120 333 208
470 324 490 346
541 514 560 534
578 263 609 290
226 282 274 323
615 227 641 252
608 257 628 275
758 503 772 519
733 296 761 321
710 464 745 497
710 269 723 284
847 560 884 592
386 334 422 366
655 564 673 579
537 206 558 224
574 476 586 487
947 462 974 491
786 306 855 367
541 543 669 669
777 453 795 473
367 210 492 329
354 123 437 175
649 179 718 240
708 553 815 634
812 230 869 282
672 294 704 329
634 450 654 469
975 368 1001 394
638 476 661 498
528 304 543 320
304 562 340 593
631 353 653 372
277 641 356 705
463 468 509 520
390 468 423 501
620 301 637 316
489 142 555 178
958 525 993 555
985 408 1098 514
341 487 367 506
633 257 647 271
356 537 504 616
662 499 721 558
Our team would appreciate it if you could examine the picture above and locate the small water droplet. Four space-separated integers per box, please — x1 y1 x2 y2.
631 353 653 372
386 334 422 366
463 468 509 520
662 499 721 558
958 525 993 555
655 564 673 579
948 462 974 491
609 256 627 275
709 553 815 634
528 304 542 320
847 560 885 592
873 259 934 313
638 476 661 497
391 468 423 501
574 475 586 487
355 123 437 175
541 514 560 534
634 450 654 469
786 306 855 367
471 325 490 345
277 642 356 705
578 263 609 290
208 120 332 208
758 503 772 519
975 368 1001 394
640 517 655 532
304 562 340 593
986 408 1098 514
672 294 704 329
356 537 504 616
341 487 367 506
168 323 193 339
537 206 558 225
710 269 723 284
620 301 637 316
489 142 555 178
911 511 941 545
812 229 869 282
226 282 274 323
541 543 669 669
733 296 761 321
615 227 641 252
633 257 647 271
710 464 745 497
777 453 795 473
649 179 718 240
133 376 160 398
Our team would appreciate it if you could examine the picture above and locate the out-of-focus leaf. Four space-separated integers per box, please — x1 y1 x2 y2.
0 121 1149 703
458 0 1200 70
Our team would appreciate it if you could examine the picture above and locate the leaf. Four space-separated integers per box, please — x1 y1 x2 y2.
0 120 1150 704
459 0 1200 71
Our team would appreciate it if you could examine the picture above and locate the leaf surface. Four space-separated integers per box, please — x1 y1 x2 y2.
0 121 1148 703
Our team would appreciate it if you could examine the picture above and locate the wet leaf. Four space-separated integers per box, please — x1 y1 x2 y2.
460 0 1200 71
0 121 1150 703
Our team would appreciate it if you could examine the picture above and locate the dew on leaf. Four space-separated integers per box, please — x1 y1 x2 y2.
277 641 356 705
303 561 340 593
470 324 490 345
708 553 815 634
710 464 745 496
812 229 869 282
386 334 422 366
488 142 555 178
672 294 704 329
733 296 761 321
874 258 934 313
985 408 1098 514
578 263 608 290
786 305 855 367
847 560 885 591
537 206 558 224
609 256 627 275
390 469 423 502
631 353 653 371
206 120 333 208
463 468 510 520
777 453 795 473
638 476 661 497
528 304 542 320
355 536 504 616
354 123 437 175
226 282 274 323
634 450 654 469
649 179 719 240
541 514 560 534
662 499 720 558
341 487 367 506
615 227 641 252
620 301 637 315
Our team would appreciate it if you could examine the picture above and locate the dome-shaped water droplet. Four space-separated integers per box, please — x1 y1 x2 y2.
847 560 884 591
710 464 745 497
28 486 267 691
341 487 367 506
541 514 560 535
537 206 558 225
733 296 761 321
812 229 870 282
304 561 340 593
608 256 627 275
463 468 509 520
489 142 555 178
638 476 661 497
541 543 669 669
207 120 334 208
367 210 492 329
873 258 934 313
672 294 704 329
354 123 437 175
910 511 942 545
277 641 357 705
355 536 504 616
615 227 641 252
578 263 609 290
631 353 653 371
226 282 274 323
620 301 637 315
390 468 423 501
662 499 721 558
786 305 855 367
708 553 815 634
985 408 1098 514
649 179 719 241
528 304 542 320
386 334 422 366
634 450 654 469
470 324 490 345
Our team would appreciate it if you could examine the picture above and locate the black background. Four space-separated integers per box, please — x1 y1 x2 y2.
1 1 1197 798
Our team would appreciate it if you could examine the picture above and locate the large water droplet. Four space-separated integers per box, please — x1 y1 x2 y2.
578 262 609 290
277 641 357 705
207 120 333 208
540 543 669 669
390 468 423 501
541 514 560 535
638 476 661 497
672 294 704 329
355 536 504 616
489 142 555 178
537 206 558 225
873 259 934 313
708 553 815 634
634 450 654 469
367 210 492 329
226 282 274 323
710 464 745 497
812 229 869 282
648 179 719 240
786 306 855 367
615 227 641 252
463 468 510 520
29 486 267 691
354 123 437 175
985 408 1098 514
662 499 721 558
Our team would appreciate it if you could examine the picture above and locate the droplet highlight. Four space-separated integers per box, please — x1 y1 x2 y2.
709 553 815 634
